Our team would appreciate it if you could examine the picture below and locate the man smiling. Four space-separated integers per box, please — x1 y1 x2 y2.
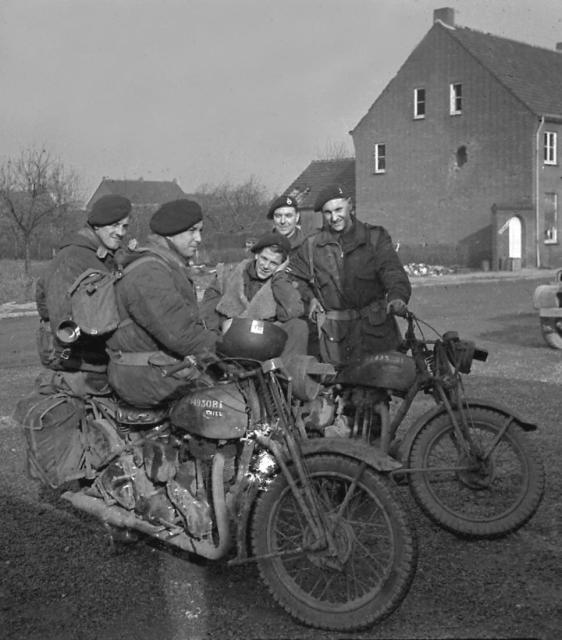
267 194 305 251
288 184 411 366
202 232 308 357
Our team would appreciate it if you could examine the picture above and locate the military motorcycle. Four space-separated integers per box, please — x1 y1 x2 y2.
16 319 417 633
301 309 545 539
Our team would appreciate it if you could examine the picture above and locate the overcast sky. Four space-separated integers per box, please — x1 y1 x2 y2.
1 0 561 203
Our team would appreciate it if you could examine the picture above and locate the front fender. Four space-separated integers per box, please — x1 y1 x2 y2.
399 398 537 461
299 437 402 472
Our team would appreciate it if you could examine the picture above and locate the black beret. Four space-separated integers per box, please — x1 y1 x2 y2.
149 199 203 236
88 195 132 226
314 184 350 212
250 232 291 258
267 194 299 219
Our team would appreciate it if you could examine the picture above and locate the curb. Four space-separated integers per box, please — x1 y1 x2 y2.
410 268 558 288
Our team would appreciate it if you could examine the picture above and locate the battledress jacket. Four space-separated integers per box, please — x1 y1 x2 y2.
35 225 120 370
288 218 411 360
106 234 217 358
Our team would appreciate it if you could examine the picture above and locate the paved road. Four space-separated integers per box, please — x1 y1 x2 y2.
1 275 560 640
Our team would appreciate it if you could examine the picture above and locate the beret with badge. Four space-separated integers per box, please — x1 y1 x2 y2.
267 194 299 219
149 199 203 236
314 184 350 212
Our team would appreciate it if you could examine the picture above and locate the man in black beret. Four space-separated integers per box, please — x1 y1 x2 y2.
267 194 305 251
106 199 218 407
35 194 133 392
201 231 308 358
288 183 411 366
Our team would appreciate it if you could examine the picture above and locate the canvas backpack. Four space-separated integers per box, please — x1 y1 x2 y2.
66 254 168 336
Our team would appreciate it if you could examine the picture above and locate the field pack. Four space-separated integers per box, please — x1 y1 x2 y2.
66 254 167 336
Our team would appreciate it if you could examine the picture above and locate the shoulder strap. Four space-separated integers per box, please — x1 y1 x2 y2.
367 225 381 250
122 254 172 275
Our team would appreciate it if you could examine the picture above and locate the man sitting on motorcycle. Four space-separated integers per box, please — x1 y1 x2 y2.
201 232 308 358
106 199 218 408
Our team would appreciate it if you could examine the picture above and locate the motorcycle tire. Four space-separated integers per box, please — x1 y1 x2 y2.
408 407 545 539
251 454 417 632
539 317 562 349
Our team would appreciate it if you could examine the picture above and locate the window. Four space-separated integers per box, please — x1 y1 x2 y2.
449 83 462 115
372 143 386 174
414 88 425 119
544 192 558 243
456 145 467 168
544 131 557 165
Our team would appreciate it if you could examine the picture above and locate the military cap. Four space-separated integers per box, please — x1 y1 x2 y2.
149 199 203 236
267 194 299 219
88 195 132 226
314 184 350 212
250 232 291 259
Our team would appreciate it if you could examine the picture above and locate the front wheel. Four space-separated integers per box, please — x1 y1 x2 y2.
540 316 562 349
408 407 545 538
251 454 417 632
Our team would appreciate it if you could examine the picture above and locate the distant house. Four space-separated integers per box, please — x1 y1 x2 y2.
86 178 187 210
351 7 562 269
283 158 355 234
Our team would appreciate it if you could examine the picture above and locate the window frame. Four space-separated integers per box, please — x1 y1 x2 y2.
544 131 557 165
449 82 462 115
414 87 426 119
544 192 558 244
372 143 386 174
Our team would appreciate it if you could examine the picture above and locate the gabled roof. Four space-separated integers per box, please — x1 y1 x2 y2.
448 25 562 118
283 158 355 210
87 178 187 209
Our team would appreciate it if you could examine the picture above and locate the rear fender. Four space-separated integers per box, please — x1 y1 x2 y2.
299 437 402 473
399 398 537 461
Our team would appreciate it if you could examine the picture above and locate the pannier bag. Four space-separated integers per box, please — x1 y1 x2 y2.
13 393 85 488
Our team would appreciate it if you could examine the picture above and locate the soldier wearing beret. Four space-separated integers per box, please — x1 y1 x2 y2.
35 194 133 392
202 231 308 357
106 199 218 407
267 194 305 251
288 184 411 367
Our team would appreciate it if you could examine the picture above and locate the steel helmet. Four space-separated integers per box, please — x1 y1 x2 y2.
218 318 287 361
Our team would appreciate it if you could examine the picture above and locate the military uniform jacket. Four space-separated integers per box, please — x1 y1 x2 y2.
288 218 411 359
107 235 217 358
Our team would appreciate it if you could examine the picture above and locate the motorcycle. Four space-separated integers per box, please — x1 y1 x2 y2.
300 310 545 539
16 318 417 633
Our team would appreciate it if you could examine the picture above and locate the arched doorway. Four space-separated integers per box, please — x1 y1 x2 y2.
507 216 522 268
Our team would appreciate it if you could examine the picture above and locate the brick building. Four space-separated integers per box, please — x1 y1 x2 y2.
351 7 562 269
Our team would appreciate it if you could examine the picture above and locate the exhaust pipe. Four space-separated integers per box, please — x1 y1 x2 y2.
61 453 231 559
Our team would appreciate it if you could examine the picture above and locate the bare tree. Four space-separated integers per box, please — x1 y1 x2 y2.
0 147 82 275
195 176 272 234
315 139 354 160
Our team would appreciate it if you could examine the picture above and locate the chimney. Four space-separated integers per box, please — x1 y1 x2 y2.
434 7 455 27
556 42 562 52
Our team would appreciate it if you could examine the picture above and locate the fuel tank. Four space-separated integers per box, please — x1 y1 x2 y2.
336 351 416 392
170 382 250 439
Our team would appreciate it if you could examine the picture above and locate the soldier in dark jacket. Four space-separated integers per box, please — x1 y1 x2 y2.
288 184 411 367
202 232 308 357
35 194 132 393
107 199 217 407
267 194 306 251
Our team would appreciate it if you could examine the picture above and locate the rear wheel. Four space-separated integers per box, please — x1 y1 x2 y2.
540 317 562 349
408 408 545 538
251 454 417 631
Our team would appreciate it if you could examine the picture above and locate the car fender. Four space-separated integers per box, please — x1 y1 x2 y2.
398 398 537 461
